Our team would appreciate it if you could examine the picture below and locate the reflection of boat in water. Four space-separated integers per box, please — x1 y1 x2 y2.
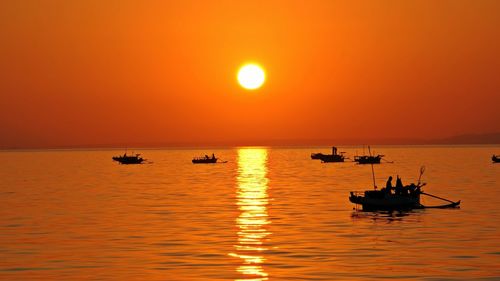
112 153 145 164
311 146 346 162
493 155 500 163
192 153 224 164
349 167 460 211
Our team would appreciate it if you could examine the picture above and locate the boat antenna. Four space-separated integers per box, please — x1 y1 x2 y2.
418 166 425 186
369 146 377 189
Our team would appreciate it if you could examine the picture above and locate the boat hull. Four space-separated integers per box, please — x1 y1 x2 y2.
112 156 144 164
320 155 345 162
349 191 420 211
192 158 218 164
354 155 382 164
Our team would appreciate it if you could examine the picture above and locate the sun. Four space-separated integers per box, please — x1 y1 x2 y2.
237 63 266 90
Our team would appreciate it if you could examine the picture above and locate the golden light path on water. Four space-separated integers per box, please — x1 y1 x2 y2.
229 148 270 281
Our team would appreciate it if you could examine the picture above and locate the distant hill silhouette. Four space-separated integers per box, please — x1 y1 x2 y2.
1 132 499 150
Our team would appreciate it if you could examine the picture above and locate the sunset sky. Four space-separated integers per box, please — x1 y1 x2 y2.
1 0 499 148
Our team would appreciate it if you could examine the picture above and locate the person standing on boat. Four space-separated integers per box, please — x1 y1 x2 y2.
395 176 403 195
385 176 393 194
396 176 403 188
212 153 215 160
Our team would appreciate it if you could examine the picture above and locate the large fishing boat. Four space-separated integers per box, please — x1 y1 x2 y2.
112 153 145 164
349 188 421 211
349 167 460 211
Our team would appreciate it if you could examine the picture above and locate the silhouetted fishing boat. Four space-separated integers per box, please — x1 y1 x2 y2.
349 167 460 211
112 153 145 164
311 147 346 162
350 189 422 211
492 155 500 163
354 154 383 164
354 146 385 164
192 153 225 164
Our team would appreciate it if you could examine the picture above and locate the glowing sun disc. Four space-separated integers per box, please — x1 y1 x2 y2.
237 64 266 90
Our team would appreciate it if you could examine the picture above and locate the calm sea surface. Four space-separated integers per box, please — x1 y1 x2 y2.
0 146 499 280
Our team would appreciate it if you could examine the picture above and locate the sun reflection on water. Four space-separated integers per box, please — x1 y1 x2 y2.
229 148 270 281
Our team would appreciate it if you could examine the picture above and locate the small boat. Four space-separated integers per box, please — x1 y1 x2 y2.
112 153 145 164
354 154 383 164
192 153 221 164
349 167 460 211
493 155 500 163
354 146 384 164
311 147 346 163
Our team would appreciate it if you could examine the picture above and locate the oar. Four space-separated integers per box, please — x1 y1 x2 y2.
420 192 456 204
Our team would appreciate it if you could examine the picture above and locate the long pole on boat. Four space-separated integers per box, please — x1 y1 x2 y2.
420 192 456 204
369 146 376 189
418 166 425 186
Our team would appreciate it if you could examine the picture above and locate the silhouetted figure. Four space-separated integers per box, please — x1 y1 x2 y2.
205 154 209 159
212 153 215 159
395 176 403 195
332 146 337 155
396 176 403 188
385 176 393 194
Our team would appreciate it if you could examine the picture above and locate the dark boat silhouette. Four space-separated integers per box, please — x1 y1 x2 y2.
112 153 145 164
493 155 500 163
354 146 384 164
354 154 383 164
349 167 460 211
350 188 422 211
311 147 346 163
192 153 222 164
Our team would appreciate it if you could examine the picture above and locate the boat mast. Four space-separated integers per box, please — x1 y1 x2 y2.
369 146 377 189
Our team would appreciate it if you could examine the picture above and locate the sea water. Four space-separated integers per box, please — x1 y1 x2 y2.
0 146 499 280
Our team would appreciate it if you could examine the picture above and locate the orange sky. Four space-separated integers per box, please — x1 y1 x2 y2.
1 0 499 148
